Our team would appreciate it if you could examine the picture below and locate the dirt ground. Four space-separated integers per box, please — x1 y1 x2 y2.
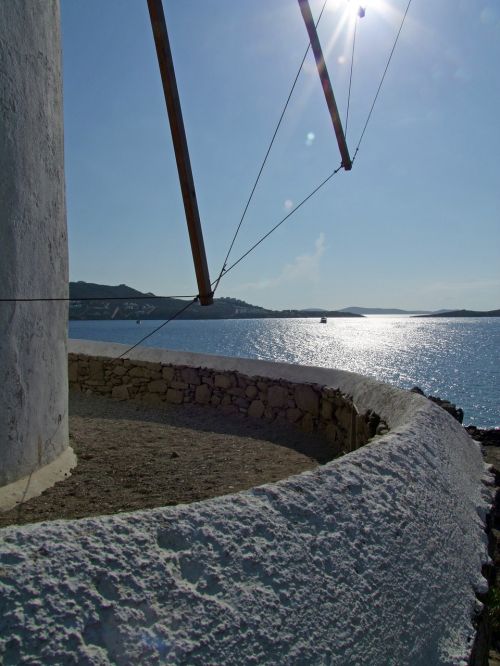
0 391 338 528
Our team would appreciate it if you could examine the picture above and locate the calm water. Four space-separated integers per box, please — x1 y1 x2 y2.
69 317 500 428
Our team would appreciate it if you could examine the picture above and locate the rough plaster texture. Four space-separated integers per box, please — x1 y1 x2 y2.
0 343 492 665
0 0 69 485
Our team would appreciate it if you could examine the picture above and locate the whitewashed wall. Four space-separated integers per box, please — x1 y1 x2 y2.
0 1 69 487
0 343 492 665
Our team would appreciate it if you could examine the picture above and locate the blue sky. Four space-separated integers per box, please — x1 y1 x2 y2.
61 0 500 311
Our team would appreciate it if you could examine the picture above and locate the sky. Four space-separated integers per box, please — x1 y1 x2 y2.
61 0 500 311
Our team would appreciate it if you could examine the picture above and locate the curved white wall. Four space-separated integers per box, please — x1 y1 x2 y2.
0 1 69 486
0 343 492 665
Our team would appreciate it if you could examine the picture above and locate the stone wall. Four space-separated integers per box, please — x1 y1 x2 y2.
68 353 388 453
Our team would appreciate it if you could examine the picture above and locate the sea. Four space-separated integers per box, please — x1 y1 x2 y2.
69 316 500 429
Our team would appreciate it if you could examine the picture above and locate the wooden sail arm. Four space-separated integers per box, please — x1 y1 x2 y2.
298 0 352 170
147 0 213 305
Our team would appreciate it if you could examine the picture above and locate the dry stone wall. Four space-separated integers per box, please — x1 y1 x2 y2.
68 353 388 453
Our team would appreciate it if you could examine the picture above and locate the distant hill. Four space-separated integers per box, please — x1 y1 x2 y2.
416 309 500 318
70 281 154 300
339 306 432 315
69 282 363 320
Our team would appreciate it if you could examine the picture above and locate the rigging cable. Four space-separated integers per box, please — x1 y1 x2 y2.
116 297 199 359
212 163 344 286
351 0 412 162
213 0 330 292
344 12 359 140
110 162 344 358
109 161 344 357
0 294 197 303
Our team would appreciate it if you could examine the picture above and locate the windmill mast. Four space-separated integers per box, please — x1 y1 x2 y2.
298 0 352 170
147 0 214 305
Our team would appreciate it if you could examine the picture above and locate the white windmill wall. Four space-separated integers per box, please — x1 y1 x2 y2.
0 1 73 494
0 344 492 665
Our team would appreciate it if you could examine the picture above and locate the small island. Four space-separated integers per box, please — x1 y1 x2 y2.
415 309 500 318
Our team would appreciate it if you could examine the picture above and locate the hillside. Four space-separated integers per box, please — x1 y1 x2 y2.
339 306 432 315
416 309 500 318
69 282 363 320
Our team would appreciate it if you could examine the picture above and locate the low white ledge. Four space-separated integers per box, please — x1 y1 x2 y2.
0 446 76 513
0 341 492 665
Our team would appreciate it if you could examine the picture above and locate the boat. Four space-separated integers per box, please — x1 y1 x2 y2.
320 316 327 324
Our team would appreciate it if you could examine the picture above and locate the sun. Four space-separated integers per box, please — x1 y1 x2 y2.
329 0 391 22
347 1 366 20
323 0 397 57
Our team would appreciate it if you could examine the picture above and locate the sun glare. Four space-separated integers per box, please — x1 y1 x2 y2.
322 0 401 68
328 0 392 22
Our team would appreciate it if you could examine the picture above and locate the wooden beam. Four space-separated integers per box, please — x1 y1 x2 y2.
147 0 213 305
298 0 352 170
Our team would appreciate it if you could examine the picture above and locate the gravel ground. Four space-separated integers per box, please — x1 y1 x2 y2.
0 391 338 528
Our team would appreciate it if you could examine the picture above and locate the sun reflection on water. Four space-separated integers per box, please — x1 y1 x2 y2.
70 316 500 428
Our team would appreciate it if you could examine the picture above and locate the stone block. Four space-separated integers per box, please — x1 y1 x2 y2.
214 374 233 389
170 381 188 390
112 365 127 377
148 380 167 393
181 367 201 385
248 400 264 419
221 394 232 406
162 366 175 383
129 366 150 378
245 385 258 400
89 360 104 380
336 406 354 433
237 375 248 389
325 423 340 443
268 385 288 408
166 389 183 404
295 385 319 416
286 408 302 423
235 398 250 409
228 387 244 397
138 361 159 370
300 413 315 433
195 383 212 404
112 385 129 401
321 399 333 421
